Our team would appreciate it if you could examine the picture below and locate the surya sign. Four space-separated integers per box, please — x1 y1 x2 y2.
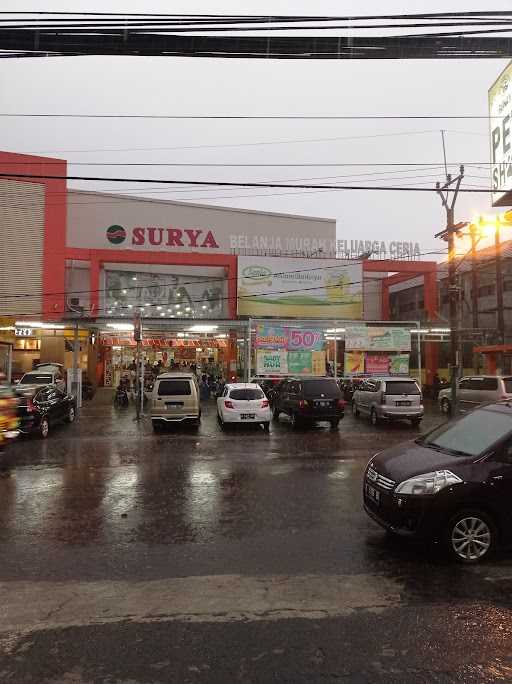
106 224 219 250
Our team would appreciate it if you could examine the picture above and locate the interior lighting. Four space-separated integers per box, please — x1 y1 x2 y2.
132 277 137 281
202 305 208 310
175 303 181 308
177 311 183 316
15 321 65 330
106 323 134 331
431 328 450 333
160 312 165 317
177 333 185 338
156 306 162 310
176 292 181 297
188 325 218 333
185 307 191 312
128 304 133 309
122 290 127 295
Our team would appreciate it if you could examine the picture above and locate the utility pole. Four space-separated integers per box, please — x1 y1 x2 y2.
435 165 465 415
470 223 480 373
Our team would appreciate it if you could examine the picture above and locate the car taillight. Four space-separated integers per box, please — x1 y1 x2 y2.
337 399 346 409
299 399 305 408
261 400 269 408
26 399 35 413
224 400 234 409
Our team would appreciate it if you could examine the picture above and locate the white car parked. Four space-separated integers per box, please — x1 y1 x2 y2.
217 383 271 431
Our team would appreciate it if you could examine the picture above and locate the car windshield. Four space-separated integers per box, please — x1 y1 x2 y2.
20 374 52 385
385 381 420 395
230 389 264 400
302 380 340 398
157 379 191 396
421 408 512 457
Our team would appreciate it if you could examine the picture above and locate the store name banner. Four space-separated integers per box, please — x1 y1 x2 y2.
345 326 411 352
101 337 228 348
238 256 363 320
254 324 324 351
489 61 512 206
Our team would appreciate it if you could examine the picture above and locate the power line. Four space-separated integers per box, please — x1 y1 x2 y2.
0 172 495 193
0 113 504 120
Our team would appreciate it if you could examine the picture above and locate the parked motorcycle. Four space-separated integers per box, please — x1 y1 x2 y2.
114 385 129 408
0 383 20 470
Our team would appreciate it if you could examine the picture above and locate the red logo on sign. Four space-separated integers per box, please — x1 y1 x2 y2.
131 227 219 249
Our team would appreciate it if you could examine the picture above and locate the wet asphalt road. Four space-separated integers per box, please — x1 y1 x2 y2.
2 394 512 682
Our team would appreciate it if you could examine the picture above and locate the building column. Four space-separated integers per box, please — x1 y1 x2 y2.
90 256 101 318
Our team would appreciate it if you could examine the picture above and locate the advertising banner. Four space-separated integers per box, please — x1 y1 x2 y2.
238 256 363 319
365 354 390 375
311 351 326 376
256 349 288 375
344 351 365 376
345 326 411 351
254 324 324 351
389 354 410 375
288 351 313 375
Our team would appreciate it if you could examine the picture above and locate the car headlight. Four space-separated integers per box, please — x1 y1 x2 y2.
395 470 462 496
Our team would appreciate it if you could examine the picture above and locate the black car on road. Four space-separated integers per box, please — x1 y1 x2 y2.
16 384 76 439
272 377 345 429
364 401 512 563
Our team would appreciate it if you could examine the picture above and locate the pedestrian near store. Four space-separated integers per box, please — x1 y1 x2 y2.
432 373 441 400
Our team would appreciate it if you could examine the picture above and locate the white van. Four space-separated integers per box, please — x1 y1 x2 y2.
150 373 201 429
352 377 423 426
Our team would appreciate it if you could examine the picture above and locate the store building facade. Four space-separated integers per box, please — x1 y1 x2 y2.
1 150 438 385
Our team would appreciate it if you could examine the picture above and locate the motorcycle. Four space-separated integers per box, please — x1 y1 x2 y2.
114 385 129 408
0 386 20 470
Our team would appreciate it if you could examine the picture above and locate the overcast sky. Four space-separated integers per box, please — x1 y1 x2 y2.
1 1 511 258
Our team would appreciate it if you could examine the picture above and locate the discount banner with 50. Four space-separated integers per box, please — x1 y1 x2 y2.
255 324 324 351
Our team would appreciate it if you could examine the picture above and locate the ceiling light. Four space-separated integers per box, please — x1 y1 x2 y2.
177 333 185 338
15 321 65 330
106 323 134 331
202 305 208 310
176 292 181 297
132 277 137 281
128 304 133 309
160 312 165 317
156 306 162 310
185 307 191 312
177 311 183 316
175 303 181 308
188 325 218 333
122 289 127 294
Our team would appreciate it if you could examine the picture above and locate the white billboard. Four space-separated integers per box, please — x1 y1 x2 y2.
489 61 512 207
237 256 363 319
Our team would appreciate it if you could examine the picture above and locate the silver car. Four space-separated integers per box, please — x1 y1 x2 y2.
352 377 423 426
438 375 512 415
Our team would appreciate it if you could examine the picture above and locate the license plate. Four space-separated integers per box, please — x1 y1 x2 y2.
316 401 328 407
166 402 183 407
365 483 380 505
241 413 255 420
396 401 411 407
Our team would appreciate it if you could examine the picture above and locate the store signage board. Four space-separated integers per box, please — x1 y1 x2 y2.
238 256 363 319
344 351 365 376
345 326 411 352
489 61 512 207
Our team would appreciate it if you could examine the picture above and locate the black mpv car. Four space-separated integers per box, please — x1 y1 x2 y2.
364 402 512 563
273 377 345 429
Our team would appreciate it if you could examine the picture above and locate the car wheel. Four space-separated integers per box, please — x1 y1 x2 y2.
446 510 496 564
66 406 75 423
40 418 49 439
352 402 360 417
410 418 422 428
370 408 379 426
330 418 340 430
441 398 452 415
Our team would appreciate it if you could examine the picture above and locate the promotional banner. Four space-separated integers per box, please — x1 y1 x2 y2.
238 256 363 319
256 349 288 375
254 324 324 351
311 351 326 376
389 354 410 375
344 351 365 376
345 326 411 351
365 354 390 375
288 351 313 375
489 61 512 206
